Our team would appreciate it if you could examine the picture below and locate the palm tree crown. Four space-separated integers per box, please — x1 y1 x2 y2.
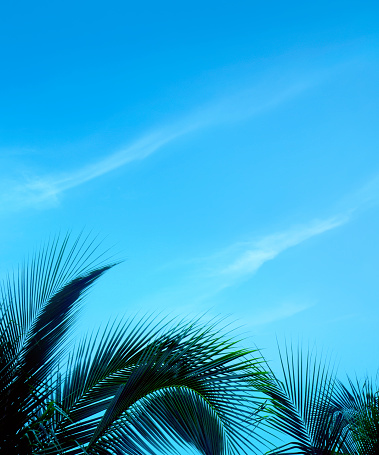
0 235 265 455
254 343 379 455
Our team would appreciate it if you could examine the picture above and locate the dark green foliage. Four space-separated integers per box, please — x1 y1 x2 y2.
253 344 379 455
0 235 265 455
253 345 347 455
332 377 379 454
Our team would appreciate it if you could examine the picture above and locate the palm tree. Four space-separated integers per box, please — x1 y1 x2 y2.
331 375 379 454
254 344 379 455
0 234 266 455
253 344 350 454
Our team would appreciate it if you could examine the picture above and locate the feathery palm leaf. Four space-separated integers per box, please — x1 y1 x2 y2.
0 234 115 453
0 235 266 455
332 376 379 454
50 317 266 454
253 344 348 455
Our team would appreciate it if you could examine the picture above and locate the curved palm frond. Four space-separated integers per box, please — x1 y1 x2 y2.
332 376 379 454
49 317 267 455
0 235 267 455
0 234 117 453
253 343 348 455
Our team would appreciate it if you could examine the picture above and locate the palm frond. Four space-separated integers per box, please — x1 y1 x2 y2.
253 343 348 455
0 234 115 453
0 234 269 455
332 376 379 454
45 317 267 455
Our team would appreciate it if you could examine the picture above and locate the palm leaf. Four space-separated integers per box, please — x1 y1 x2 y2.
45 318 267 454
253 343 348 455
0 234 115 453
332 376 379 454
1 234 268 455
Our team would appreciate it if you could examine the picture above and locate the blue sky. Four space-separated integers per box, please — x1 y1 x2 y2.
1 0 379 448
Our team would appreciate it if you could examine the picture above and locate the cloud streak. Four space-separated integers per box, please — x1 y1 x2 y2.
137 214 349 325
0 127 191 212
1 79 315 213
248 300 315 327
213 215 349 284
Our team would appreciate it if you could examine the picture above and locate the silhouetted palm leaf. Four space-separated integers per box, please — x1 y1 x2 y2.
0 234 115 453
49 316 266 454
253 344 349 455
0 235 266 454
332 376 379 454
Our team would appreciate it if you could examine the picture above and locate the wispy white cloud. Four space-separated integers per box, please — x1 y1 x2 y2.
0 127 190 212
340 174 379 214
248 300 315 327
0 79 316 213
133 214 349 325
202 214 350 289
125 175 379 325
